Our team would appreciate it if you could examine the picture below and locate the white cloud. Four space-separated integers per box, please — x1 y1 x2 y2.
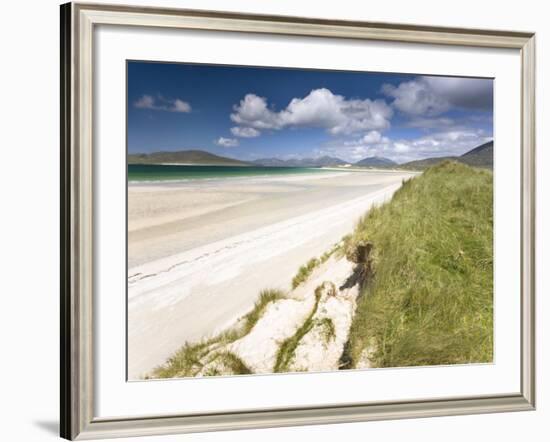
230 88 392 136
230 94 280 130
393 142 411 153
317 131 395 162
172 99 192 113
215 137 239 147
382 76 493 116
381 80 449 116
317 128 492 164
230 126 261 138
134 95 156 109
343 130 389 147
134 95 191 113
405 117 455 129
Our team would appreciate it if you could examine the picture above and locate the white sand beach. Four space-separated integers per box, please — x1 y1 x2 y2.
128 170 416 379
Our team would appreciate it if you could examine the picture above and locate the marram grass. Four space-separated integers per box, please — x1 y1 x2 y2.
292 258 320 289
274 287 323 372
150 289 285 378
347 161 493 368
291 243 342 289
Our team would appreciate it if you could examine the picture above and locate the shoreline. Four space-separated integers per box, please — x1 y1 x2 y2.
321 166 415 173
127 170 351 187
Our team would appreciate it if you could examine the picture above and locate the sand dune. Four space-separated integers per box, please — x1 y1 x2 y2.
127 170 416 379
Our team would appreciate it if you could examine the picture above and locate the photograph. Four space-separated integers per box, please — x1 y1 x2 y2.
56 2 537 439
126 61 495 380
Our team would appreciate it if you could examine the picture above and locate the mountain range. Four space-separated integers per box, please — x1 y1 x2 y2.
127 150 251 166
354 156 397 167
128 140 493 170
252 156 347 167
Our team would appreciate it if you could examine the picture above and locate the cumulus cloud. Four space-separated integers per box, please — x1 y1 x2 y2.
416 129 491 150
382 80 449 116
317 128 492 164
230 126 260 138
343 130 389 146
424 76 493 111
215 137 239 147
230 88 393 136
134 95 192 113
405 117 455 129
383 130 491 162
382 76 493 116
230 94 280 130
171 99 192 112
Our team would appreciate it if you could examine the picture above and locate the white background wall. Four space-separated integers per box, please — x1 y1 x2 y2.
0 0 547 441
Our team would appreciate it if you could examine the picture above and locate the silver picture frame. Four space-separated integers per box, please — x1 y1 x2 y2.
60 2 536 439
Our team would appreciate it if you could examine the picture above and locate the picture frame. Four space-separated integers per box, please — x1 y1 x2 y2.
60 2 536 440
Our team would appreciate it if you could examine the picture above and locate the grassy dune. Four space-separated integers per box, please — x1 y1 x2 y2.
151 289 285 378
150 161 493 377
347 161 493 368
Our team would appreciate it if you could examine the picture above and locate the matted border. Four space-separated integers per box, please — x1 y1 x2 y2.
60 2 535 439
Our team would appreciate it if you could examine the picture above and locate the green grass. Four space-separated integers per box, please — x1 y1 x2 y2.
291 244 342 289
347 161 493 368
292 258 320 289
151 341 213 378
318 317 336 344
202 352 252 376
150 289 285 378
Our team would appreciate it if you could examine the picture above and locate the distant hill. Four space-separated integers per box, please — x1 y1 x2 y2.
312 156 348 167
398 156 457 170
251 158 290 167
460 141 493 168
399 141 493 170
128 142 493 170
354 156 397 168
128 150 252 166
253 156 347 167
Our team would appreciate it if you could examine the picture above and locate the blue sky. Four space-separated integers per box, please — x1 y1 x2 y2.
127 61 493 164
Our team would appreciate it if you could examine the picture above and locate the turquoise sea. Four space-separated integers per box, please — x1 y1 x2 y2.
128 164 336 182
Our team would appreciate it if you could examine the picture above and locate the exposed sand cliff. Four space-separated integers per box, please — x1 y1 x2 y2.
149 249 372 378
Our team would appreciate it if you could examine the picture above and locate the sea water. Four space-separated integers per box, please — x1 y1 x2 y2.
128 164 337 182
